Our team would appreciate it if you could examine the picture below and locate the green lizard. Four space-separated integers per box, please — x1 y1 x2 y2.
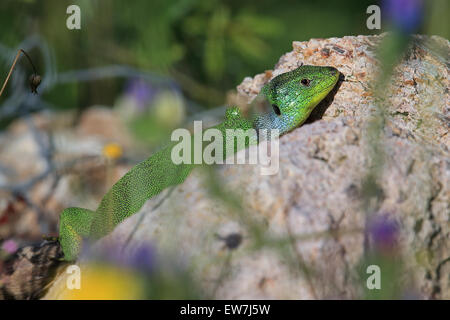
59 65 340 261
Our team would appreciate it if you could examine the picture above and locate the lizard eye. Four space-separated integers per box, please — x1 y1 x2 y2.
272 104 281 116
300 79 311 87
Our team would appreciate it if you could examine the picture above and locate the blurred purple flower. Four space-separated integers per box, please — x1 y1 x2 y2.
127 244 157 272
125 79 157 109
382 0 424 34
1 239 18 254
83 240 157 274
368 214 399 252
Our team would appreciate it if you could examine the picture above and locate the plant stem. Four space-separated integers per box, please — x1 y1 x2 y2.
0 49 38 98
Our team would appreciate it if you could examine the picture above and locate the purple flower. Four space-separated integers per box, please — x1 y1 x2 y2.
125 79 156 109
1 239 18 254
127 244 157 272
368 214 399 252
382 0 424 34
83 240 157 274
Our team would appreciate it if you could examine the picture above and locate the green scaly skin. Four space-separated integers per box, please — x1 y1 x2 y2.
59 65 339 261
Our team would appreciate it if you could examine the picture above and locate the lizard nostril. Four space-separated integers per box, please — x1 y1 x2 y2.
326 66 338 76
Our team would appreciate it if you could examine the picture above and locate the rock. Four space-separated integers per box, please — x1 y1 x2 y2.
0 108 134 240
0 107 137 299
45 34 448 299
0 240 65 299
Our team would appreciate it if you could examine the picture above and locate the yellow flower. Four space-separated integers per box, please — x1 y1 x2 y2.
103 143 123 160
60 264 144 300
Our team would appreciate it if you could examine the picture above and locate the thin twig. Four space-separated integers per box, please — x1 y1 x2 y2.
0 49 37 97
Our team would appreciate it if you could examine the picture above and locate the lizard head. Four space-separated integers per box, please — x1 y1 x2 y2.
253 65 339 135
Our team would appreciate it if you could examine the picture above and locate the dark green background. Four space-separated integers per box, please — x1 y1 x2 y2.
0 0 447 112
